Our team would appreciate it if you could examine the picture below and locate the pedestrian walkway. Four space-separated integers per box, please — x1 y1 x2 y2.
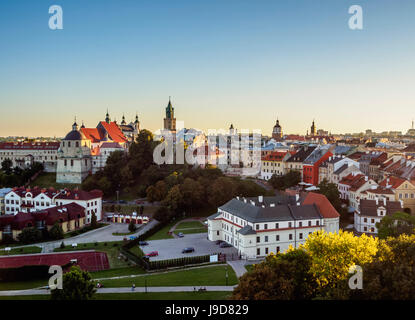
227 260 248 278
0 286 236 296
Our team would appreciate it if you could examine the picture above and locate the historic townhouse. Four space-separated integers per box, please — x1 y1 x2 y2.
260 151 295 180
4 187 103 223
378 177 415 215
354 198 402 234
207 193 340 259
318 155 360 185
302 146 333 186
0 142 60 172
338 173 378 210
284 146 316 181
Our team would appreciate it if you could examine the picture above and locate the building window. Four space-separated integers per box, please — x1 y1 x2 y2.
265 248 269 255
275 223 279 229
257 248 260 256
289 234 293 240
299 222 302 227
264 224 268 230
276 235 280 241
256 236 260 243
265 236 268 242
299 233 303 239
276 246 280 253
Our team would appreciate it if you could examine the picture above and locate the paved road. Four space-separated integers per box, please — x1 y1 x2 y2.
0 220 159 254
227 261 248 278
0 286 236 296
141 233 238 261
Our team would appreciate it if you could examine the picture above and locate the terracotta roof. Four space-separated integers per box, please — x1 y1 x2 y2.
55 189 103 201
339 173 371 191
81 128 103 143
302 192 340 219
0 142 59 150
98 121 128 143
378 176 407 189
262 151 293 162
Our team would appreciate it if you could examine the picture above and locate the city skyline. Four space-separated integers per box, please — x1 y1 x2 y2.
1 0 415 137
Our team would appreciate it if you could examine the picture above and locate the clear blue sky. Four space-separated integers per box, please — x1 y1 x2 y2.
0 0 414 137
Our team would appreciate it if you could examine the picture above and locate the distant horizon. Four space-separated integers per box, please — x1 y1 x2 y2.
1 0 415 137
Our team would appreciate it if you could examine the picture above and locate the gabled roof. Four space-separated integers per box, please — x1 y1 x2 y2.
237 225 257 235
338 173 372 191
262 151 294 162
302 192 340 219
286 146 316 163
81 128 103 143
98 121 128 143
358 199 402 217
378 176 408 189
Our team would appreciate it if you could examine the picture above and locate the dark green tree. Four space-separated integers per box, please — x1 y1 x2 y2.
50 266 96 300
49 223 64 240
376 211 415 239
17 227 43 244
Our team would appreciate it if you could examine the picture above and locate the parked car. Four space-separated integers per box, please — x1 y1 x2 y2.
139 241 149 246
135 200 145 204
118 200 127 204
129 236 137 240
145 251 158 257
182 247 195 254
215 240 224 245
177 232 184 238
220 242 232 248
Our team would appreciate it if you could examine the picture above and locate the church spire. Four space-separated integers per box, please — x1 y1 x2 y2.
105 109 110 123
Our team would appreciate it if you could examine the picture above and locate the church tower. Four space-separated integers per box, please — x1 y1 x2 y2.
56 120 92 184
272 118 283 141
310 120 316 136
163 97 176 132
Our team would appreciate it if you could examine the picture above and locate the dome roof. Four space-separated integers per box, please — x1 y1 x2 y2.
63 130 83 141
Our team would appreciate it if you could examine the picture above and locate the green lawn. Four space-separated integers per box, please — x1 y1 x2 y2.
175 221 205 229
174 228 207 235
146 220 177 240
0 291 231 300
30 172 81 189
0 279 48 291
173 220 207 235
99 265 237 288
128 245 144 257
90 266 146 279
0 246 42 256
53 241 130 269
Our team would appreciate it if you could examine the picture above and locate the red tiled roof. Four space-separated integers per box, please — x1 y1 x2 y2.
378 176 407 189
81 128 103 143
339 173 370 191
0 142 59 151
262 151 294 161
98 121 128 143
55 189 103 201
302 192 340 218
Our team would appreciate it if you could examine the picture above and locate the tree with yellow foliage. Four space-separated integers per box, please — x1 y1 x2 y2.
301 230 378 291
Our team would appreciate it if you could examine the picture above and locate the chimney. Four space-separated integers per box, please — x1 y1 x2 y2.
295 193 300 202
383 198 386 206
258 195 263 203
365 176 368 181
375 198 378 205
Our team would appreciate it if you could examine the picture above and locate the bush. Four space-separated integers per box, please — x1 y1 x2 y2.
60 241 65 249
